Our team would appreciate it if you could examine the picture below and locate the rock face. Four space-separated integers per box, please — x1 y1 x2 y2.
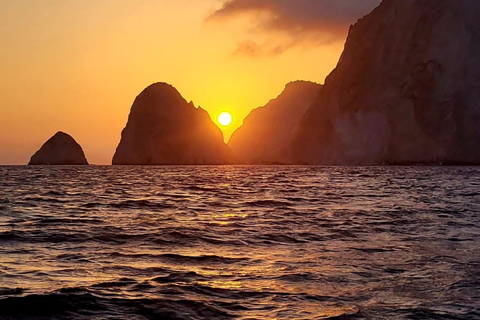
229 81 321 164
29 132 89 165
112 83 231 165
293 0 480 165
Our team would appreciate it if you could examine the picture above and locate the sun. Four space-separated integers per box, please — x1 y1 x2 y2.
218 112 233 127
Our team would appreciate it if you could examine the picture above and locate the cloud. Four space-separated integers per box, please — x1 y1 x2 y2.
234 41 263 57
208 0 381 56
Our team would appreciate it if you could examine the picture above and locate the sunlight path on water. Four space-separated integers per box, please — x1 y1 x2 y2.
0 166 479 319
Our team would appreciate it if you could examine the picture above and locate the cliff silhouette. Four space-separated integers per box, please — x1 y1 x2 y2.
229 81 321 164
292 0 480 165
112 83 232 165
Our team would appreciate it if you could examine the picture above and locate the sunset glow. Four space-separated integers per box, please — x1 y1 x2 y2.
0 0 379 164
3 1 476 319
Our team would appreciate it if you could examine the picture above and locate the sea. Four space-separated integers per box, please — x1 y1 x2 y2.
0 166 479 320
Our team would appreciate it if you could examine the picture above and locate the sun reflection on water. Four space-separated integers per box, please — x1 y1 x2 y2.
1 166 479 319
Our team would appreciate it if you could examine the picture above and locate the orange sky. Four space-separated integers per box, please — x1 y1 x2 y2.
0 0 364 164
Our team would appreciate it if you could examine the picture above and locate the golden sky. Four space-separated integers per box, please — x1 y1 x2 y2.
0 0 379 164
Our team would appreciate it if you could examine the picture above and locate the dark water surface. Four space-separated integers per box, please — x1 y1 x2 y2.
0 166 479 319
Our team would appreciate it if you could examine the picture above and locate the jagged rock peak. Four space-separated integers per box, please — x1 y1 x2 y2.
283 80 320 92
229 80 321 164
29 131 89 165
112 82 232 165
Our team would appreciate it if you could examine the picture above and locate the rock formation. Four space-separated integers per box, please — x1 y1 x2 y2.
112 83 231 165
28 132 89 165
229 81 321 164
293 0 480 165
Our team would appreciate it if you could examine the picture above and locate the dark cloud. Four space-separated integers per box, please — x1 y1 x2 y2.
209 0 381 56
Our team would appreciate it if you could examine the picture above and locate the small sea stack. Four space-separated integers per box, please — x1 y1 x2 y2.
112 82 232 165
28 131 89 165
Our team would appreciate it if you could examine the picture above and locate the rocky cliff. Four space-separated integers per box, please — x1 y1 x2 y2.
293 0 480 165
29 132 89 165
229 81 321 164
112 83 231 165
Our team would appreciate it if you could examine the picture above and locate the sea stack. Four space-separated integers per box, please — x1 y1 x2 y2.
293 0 480 165
28 132 89 165
229 81 321 164
112 82 232 165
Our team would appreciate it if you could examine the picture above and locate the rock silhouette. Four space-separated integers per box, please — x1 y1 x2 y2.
293 0 480 165
229 81 321 164
112 83 231 165
28 132 89 165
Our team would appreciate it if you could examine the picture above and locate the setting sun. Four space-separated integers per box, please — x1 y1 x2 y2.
218 112 233 127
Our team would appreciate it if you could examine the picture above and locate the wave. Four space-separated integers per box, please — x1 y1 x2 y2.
256 233 308 244
110 252 248 265
351 247 397 253
43 190 66 196
37 217 103 225
0 291 98 318
0 231 24 242
0 290 236 320
184 186 216 192
152 271 207 284
23 196 70 203
82 199 175 210
151 231 248 247
108 199 174 209
244 200 293 207
0 288 23 296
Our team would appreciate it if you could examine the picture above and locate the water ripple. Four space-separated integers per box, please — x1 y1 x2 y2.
0 165 479 319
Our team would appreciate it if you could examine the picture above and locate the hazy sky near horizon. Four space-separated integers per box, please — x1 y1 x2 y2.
0 0 380 164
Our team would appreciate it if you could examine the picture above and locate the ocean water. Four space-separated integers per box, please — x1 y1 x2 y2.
0 166 479 320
